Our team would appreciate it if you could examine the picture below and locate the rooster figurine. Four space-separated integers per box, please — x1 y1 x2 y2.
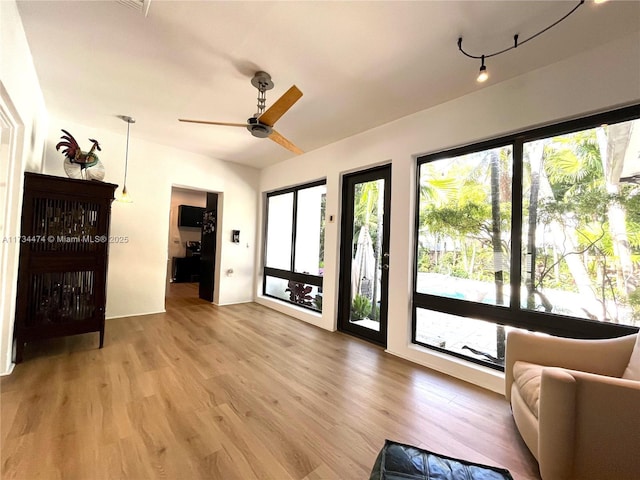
56 129 105 181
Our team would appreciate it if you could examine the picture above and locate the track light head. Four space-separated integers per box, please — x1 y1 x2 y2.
477 58 489 83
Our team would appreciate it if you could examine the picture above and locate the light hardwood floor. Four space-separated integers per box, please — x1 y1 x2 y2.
1 283 540 479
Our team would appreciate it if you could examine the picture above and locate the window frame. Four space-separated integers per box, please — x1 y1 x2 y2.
263 179 326 312
413 104 640 370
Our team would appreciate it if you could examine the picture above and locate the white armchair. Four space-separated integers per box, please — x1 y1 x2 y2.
505 329 640 480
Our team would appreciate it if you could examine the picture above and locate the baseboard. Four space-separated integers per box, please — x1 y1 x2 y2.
214 300 252 306
254 296 326 329
385 345 505 395
106 309 166 320
1 362 15 376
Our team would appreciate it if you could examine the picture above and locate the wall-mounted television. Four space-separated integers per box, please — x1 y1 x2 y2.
178 205 205 228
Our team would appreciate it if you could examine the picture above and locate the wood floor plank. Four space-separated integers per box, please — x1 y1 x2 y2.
213 402 297 480
302 463 342 480
1 283 540 479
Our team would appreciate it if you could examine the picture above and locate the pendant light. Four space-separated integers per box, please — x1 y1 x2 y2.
117 115 135 203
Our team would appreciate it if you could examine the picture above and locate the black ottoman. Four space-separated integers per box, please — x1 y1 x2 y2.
370 440 514 480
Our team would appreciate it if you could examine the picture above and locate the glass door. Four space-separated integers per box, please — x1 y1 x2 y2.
338 165 391 347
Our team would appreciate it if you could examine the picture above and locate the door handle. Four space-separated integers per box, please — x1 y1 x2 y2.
383 253 390 258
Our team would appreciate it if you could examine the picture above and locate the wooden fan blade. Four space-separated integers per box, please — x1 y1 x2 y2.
178 119 248 127
269 129 304 155
258 86 303 127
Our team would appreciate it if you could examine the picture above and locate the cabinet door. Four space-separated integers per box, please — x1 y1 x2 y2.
24 194 109 250
25 270 101 327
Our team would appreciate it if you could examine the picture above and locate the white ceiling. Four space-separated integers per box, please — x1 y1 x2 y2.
16 0 640 169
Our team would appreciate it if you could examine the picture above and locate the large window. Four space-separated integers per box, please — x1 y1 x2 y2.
263 180 326 312
414 105 640 370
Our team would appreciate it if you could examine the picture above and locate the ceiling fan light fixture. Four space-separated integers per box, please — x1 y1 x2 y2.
247 123 272 138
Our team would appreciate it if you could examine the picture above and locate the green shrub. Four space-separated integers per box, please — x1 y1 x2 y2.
351 294 372 319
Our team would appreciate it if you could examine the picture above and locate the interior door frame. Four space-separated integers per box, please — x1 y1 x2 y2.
1 83 25 374
199 192 218 302
337 164 391 347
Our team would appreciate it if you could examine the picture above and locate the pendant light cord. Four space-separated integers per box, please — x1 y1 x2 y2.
124 120 130 188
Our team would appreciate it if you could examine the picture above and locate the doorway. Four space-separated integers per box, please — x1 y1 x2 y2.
166 187 217 303
338 165 391 347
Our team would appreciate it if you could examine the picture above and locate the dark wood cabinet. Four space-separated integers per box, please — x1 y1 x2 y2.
13 173 117 363
173 256 201 283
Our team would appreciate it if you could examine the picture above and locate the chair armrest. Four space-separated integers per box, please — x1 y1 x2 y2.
538 367 577 480
504 330 636 402
540 369 640 480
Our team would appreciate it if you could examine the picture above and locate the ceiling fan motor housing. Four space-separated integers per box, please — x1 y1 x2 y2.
251 71 274 91
247 116 272 138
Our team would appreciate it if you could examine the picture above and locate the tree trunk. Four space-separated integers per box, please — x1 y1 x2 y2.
537 150 602 319
490 151 505 361
597 124 636 299
371 180 383 320
526 141 544 309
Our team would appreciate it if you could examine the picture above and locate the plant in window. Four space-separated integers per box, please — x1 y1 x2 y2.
351 294 372 320
285 281 313 306
313 294 323 311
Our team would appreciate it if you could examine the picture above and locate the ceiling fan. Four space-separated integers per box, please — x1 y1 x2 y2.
179 71 304 155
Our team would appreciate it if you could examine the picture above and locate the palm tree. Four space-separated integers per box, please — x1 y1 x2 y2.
420 150 512 363
531 132 605 319
596 123 636 298
534 122 639 322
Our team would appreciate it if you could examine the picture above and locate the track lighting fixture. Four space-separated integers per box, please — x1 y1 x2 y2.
458 0 597 83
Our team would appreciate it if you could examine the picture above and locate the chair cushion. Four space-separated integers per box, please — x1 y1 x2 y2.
622 334 640 381
513 361 543 418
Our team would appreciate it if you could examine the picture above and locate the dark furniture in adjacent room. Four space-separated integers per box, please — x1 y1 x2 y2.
173 256 201 283
172 241 201 283
13 173 117 362
177 204 205 228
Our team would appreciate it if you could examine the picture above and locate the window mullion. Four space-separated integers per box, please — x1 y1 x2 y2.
290 190 298 272
510 139 524 312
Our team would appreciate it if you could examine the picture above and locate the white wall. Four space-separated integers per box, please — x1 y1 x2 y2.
256 33 640 393
43 116 259 317
0 0 48 375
